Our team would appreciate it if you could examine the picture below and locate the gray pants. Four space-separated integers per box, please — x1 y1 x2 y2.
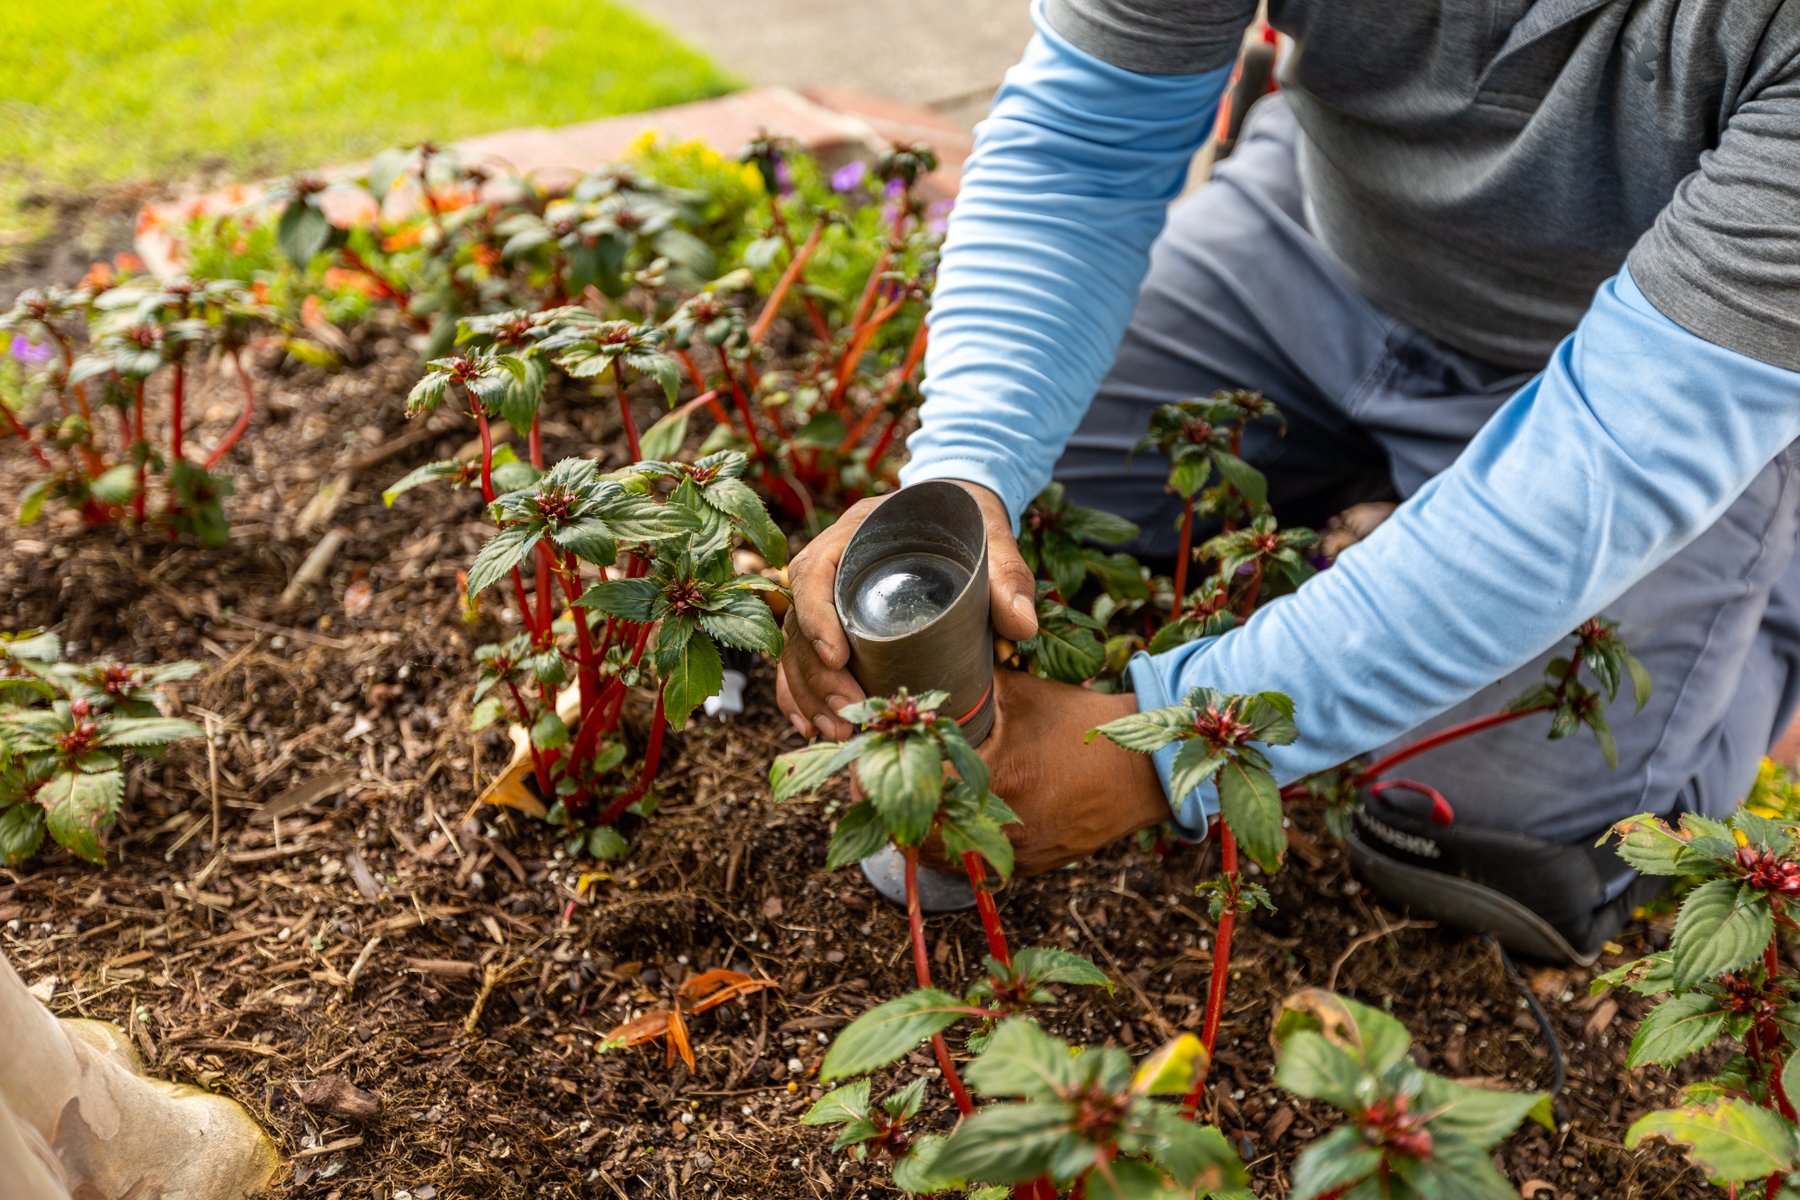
1055 99 1800 844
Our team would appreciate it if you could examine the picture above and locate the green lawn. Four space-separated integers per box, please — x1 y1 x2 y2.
1 0 737 258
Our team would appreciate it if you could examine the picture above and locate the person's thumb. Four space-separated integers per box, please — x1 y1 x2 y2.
988 536 1039 641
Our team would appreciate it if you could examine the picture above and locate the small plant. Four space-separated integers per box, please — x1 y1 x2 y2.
1272 989 1551 1199
2 275 283 544
0 630 202 865
1598 805 1800 1195
408 448 785 855
1135 389 1286 609
773 689 1113 1196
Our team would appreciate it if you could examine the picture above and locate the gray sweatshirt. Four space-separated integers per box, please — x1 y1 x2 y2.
1045 0 1800 370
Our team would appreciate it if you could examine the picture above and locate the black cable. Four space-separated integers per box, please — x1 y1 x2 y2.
1486 933 1567 1099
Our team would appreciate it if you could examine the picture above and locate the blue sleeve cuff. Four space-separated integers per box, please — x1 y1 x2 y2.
1127 650 1215 839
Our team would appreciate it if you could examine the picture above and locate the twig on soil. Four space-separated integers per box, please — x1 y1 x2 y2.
464 956 531 1035
205 714 221 849
1327 917 1436 991
279 527 349 607
1069 896 1177 1038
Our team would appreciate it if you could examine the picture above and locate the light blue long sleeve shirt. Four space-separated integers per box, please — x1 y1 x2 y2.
899 5 1800 834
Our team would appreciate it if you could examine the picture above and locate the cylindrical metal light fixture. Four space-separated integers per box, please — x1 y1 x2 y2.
834 480 995 911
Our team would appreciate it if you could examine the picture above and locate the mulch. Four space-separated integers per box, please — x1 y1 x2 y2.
0 322 1712 1198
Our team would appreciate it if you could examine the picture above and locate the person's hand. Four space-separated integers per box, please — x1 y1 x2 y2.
974 670 1172 877
776 480 1039 741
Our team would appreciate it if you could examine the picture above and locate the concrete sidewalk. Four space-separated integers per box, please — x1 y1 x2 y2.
626 0 1031 129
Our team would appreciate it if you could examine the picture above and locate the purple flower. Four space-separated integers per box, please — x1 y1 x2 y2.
883 177 906 200
926 198 953 235
8 335 52 366
830 160 867 194
774 158 795 196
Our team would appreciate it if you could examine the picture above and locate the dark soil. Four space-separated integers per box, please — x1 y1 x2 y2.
0 324 1711 1199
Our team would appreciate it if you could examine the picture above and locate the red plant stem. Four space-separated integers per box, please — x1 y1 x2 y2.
849 247 893 338
1173 497 1197 609
961 851 1012 969
46 327 93 425
1355 708 1539 786
1 402 53 469
561 550 604 763
1235 560 1265 620
203 349 257 468
169 361 186 461
506 680 555 798
473 402 498 500
762 204 833 345
612 359 642 463
131 378 147 523
337 246 412 307
1765 932 1798 1125
594 693 666 826
903 846 975 1116
716 357 768 459
830 295 907 408
750 220 825 345
865 414 902 470
672 350 736 429
1183 826 1239 1118
835 401 887 458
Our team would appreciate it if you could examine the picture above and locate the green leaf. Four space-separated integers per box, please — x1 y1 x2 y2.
1286 1126 1383 1200
467 525 542 596
0 803 46 866
1627 1101 1800 1184
1040 537 1086 601
41 769 124 864
1217 758 1284 871
820 988 965 1080
90 463 140 505
697 590 783 657
661 634 723 729
1010 947 1111 994
1211 451 1267 510
1394 1137 1523 1200
1610 815 1695 877
825 801 892 870
965 1018 1079 1100
938 810 1014 881
1059 504 1139 546
1414 1074 1548 1148
1273 989 1414 1079
638 406 690 462
1626 651 1654 711
1081 1159 1180 1200
891 1133 959 1195
770 739 857 802
1670 878 1774 992
1091 706 1192 753
578 578 661 622
383 459 461 506
1273 1030 1368 1114
1143 1110 1250 1194
586 826 629 860
1628 992 1729 1068
97 716 202 749
1023 613 1105 684
530 710 570 750
702 476 788 567
800 1079 870 1126
857 734 944 847
929 1103 1077 1185
276 201 333 266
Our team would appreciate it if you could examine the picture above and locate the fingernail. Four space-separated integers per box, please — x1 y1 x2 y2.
1010 594 1036 624
825 694 852 717
790 715 810 738
814 638 835 664
814 715 840 739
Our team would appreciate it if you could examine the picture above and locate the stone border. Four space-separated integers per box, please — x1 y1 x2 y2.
135 86 972 276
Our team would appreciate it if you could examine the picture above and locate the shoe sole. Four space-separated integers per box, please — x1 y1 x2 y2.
1346 828 1597 966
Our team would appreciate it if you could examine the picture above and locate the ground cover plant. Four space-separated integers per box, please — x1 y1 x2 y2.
0 122 1775 1200
0 629 200 865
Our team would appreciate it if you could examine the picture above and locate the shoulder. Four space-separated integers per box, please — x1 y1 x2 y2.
1043 0 1258 75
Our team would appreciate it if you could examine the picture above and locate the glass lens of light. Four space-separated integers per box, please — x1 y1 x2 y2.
846 551 969 638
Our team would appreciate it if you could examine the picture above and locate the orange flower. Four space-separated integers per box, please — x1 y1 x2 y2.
472 243 501 270
113 252 145 275
78 262 114 290
322 266 382 297
381 224 425 253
